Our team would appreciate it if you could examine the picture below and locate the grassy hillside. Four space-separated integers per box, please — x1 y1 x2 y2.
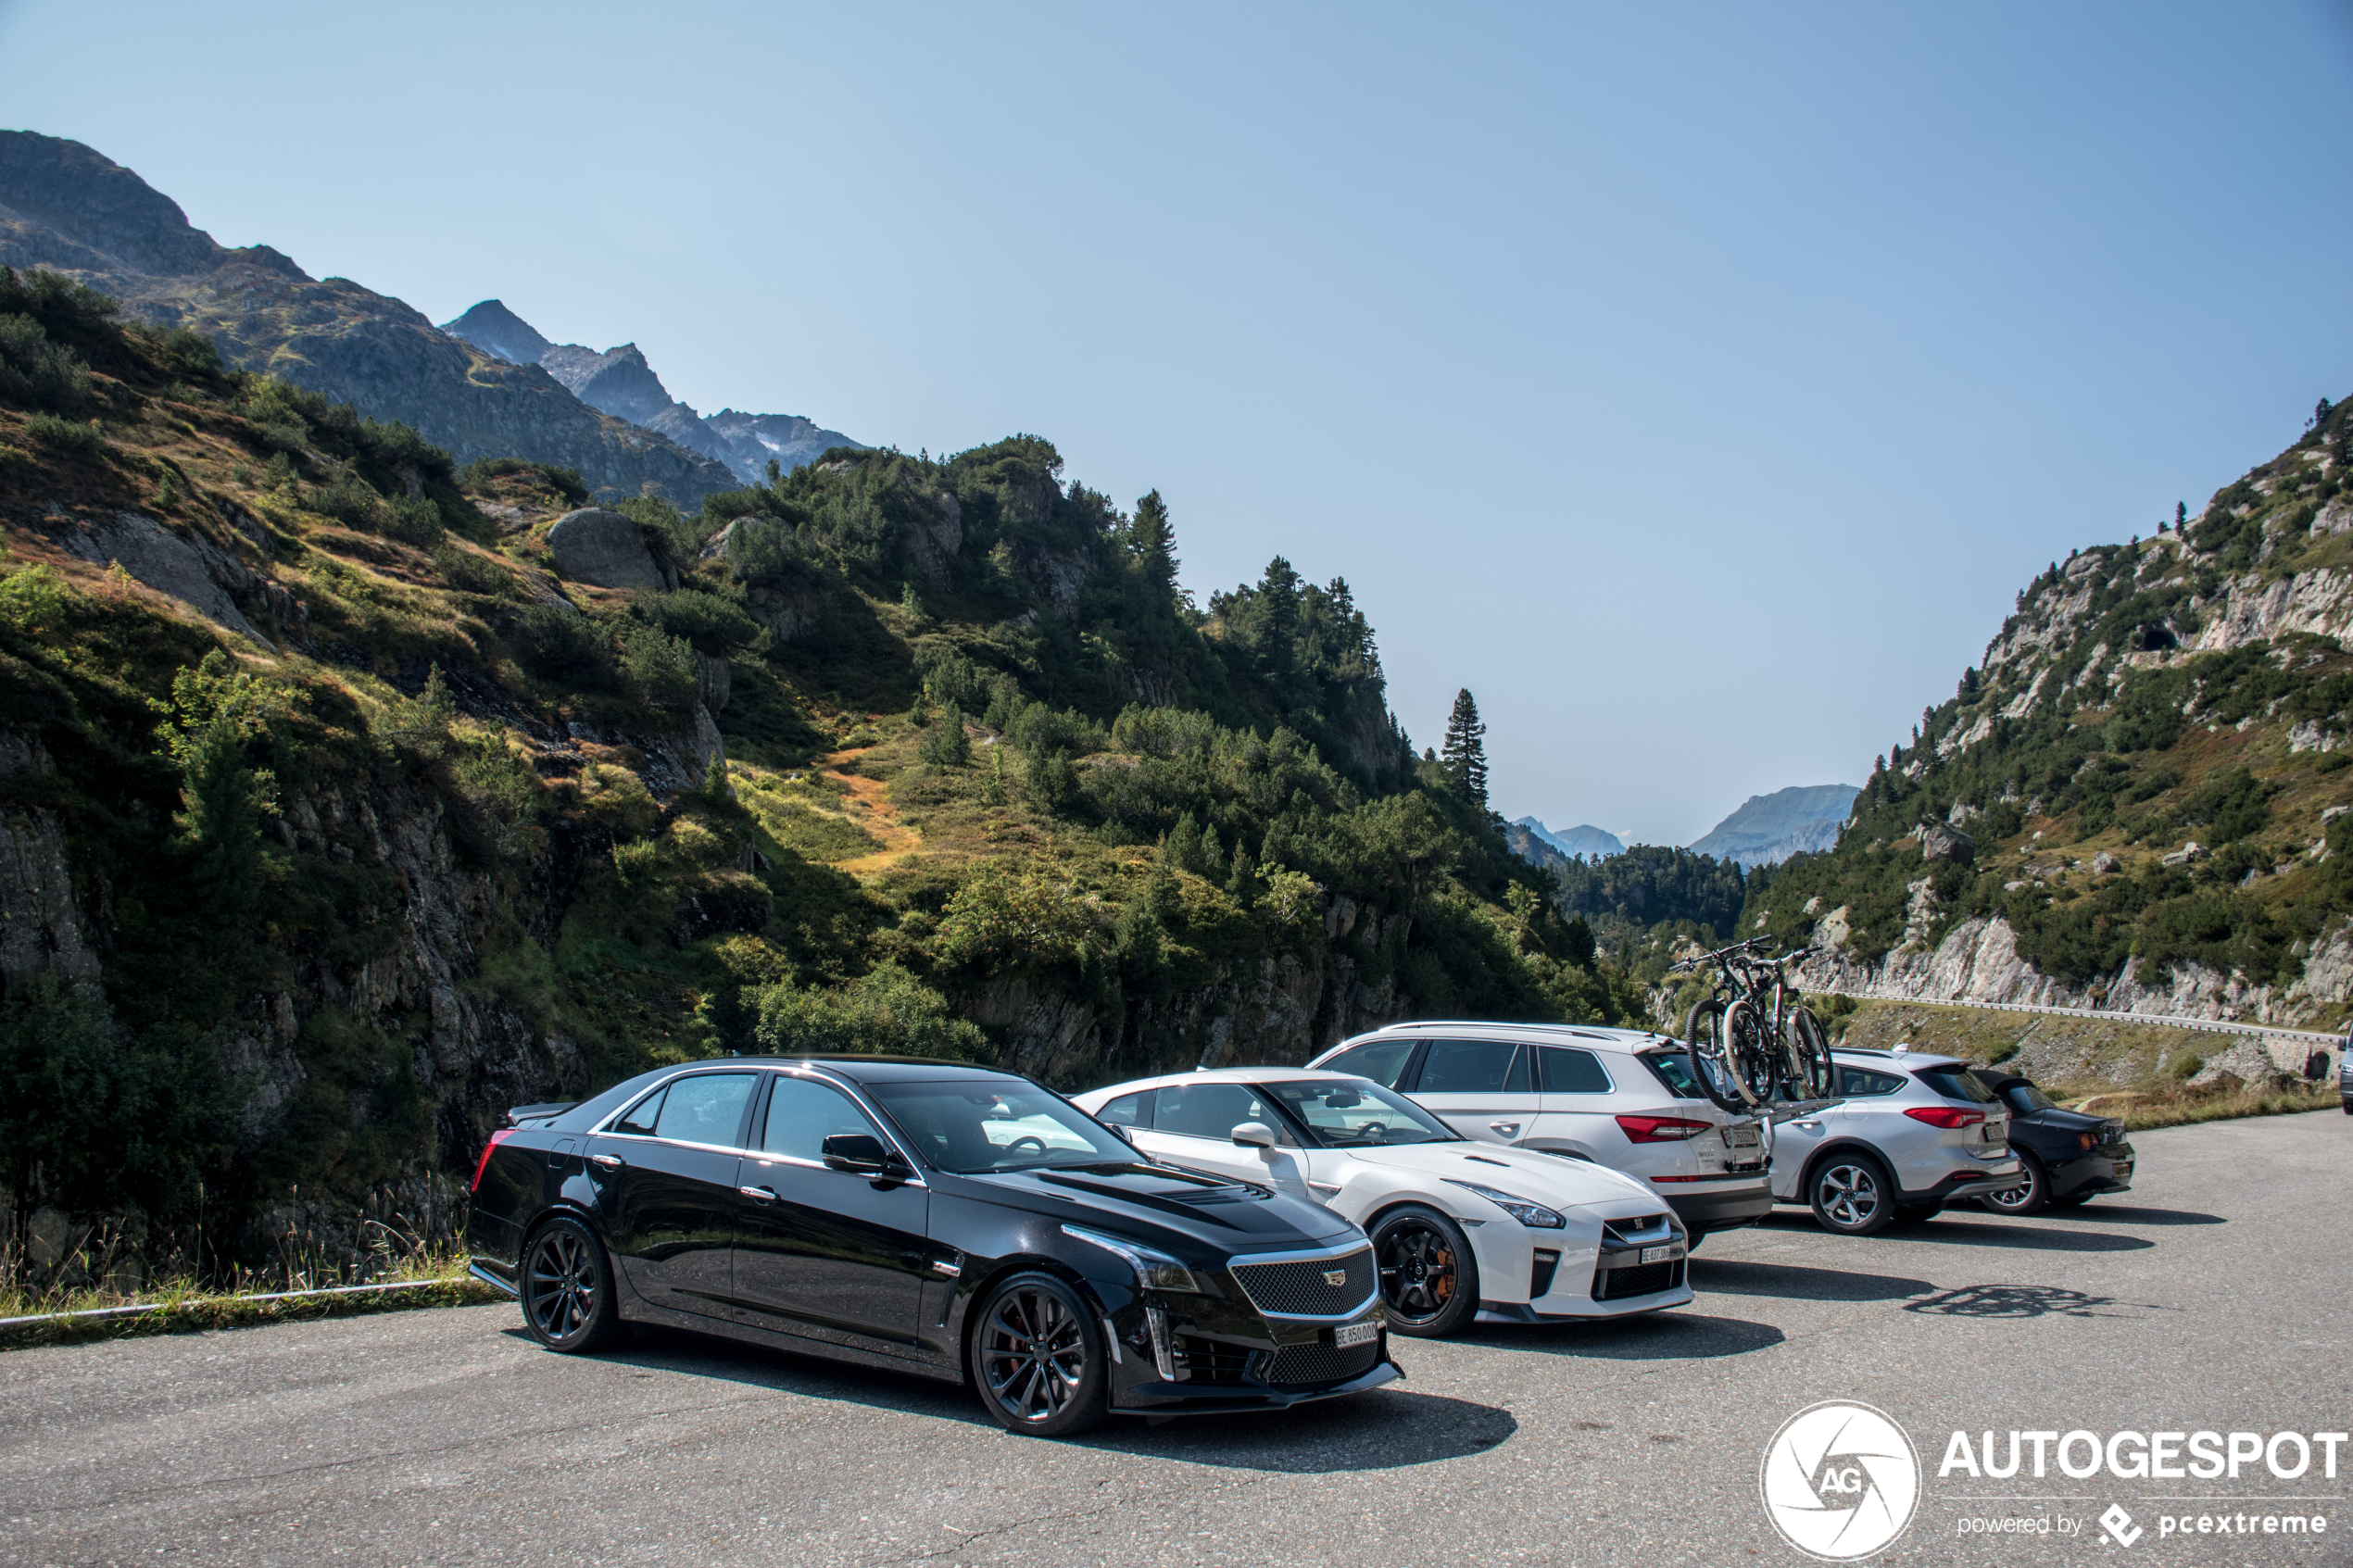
1751 403 2353 1030
0 268 1623 1281
1823 997 2338 1130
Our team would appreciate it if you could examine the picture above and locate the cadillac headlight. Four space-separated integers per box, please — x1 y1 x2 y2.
1062 1224 1204 1292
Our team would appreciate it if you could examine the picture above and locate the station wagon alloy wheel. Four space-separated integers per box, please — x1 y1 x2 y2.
975 1273 1107 1436
1810 1158 1893 1236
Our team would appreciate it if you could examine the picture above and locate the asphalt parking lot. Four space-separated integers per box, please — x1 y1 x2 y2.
3 1110 2347 1568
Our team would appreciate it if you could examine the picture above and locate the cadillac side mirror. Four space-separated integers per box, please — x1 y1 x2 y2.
822 1133 888 1174
1229 1122 1277 1149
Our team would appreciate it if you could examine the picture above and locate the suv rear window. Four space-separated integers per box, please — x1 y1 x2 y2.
1539 1047 1612 1094
1914 1065 1995 1104
1640 1050 1704 1099
1837 1065 1906 1097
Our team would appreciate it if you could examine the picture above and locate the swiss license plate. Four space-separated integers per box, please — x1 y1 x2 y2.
1640 1244 1676 1264
1726 1124 1761 1148
1333 1321 1379 1348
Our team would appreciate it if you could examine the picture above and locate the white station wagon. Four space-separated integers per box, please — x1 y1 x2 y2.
1306 1022 1774 1248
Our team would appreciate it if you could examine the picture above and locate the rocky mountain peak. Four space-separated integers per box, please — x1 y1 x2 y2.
442 297 863 485
440 298 550 366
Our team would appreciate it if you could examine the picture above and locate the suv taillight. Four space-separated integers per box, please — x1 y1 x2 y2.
470 1128 514 1193
1904 1107 1985 1130
1617 1114 1714 1143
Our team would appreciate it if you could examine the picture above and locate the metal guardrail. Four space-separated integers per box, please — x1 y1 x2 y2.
1813 987 2345 1049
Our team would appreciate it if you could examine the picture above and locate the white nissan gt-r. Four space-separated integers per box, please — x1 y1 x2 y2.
1071 1067 1692 1336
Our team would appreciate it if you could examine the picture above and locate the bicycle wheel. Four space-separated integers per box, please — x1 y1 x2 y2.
1783 1007 1833 1098
1682 998 1750 1113
1721 999 1777 1106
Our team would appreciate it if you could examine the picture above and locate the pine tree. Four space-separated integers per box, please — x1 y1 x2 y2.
1129 490 1178 605
1439 688 1489 809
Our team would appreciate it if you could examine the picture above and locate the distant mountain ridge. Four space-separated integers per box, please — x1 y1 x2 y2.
1689 784 1859 866
0 132 740 503
443 299 860 487
1511 817 1625 860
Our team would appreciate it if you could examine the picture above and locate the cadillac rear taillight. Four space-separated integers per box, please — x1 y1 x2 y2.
1904 1106 1986 1130
470 1128 514 1194
1617 1114 1714 1143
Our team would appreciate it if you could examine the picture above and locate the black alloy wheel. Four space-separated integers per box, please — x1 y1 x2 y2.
1981 1151 2048 1216
522 1217 623 1352
973 1272 1108 1436
1371 1204 1479 1337
1808 1154 1895 1236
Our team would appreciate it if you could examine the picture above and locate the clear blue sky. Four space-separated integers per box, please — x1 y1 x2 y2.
5 1 2349 844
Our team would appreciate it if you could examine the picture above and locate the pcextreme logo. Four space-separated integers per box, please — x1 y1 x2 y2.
1760 1401 1922 1561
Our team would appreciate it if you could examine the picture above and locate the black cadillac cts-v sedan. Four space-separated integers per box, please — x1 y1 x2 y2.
468 1055 1399 1436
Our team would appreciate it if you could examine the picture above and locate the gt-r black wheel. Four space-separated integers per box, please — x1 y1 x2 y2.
973 1272 1108 1437
1981 1151 2048 1216
1371 1204 1478 1337
1809 1154 1894 1236
522 1217 623 1352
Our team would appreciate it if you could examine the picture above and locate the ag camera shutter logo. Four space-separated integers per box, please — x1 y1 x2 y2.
1760 1401 1921 1560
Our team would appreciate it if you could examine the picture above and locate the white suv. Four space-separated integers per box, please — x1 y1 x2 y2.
1306 1022 1773 1246
1770 1047 2021 1235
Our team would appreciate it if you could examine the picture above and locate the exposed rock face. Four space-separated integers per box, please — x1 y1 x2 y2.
41 509 268 644
1798 909 2353 1027
971 894 1408 1085
547 508 662 590
0 132 737 505
1920 823 1974 864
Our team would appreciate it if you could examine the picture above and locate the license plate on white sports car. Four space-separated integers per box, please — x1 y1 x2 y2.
1334 1321 1379 1348
1640 1245 1677 1264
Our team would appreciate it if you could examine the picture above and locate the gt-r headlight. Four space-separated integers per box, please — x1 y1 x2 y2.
1061 1224 1205 1292
1442 1178 1567 1229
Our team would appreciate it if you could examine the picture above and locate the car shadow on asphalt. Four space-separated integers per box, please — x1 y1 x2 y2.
2042 1204 2224 1226
511 1324 999 1427
1688 1259 1935 1301
1458 1311 1783 1361
1075 1388 1518 1471
508 1325 1518 1470
1878 1215 2155 1251
1751 1211 2152 1252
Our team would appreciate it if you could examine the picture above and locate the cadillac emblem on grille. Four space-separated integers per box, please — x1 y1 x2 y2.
1322 1269 1346 1286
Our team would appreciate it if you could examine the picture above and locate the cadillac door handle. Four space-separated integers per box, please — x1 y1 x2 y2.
589 1153 623 1170
738 1185 778 1202
1490 1122 1520 1137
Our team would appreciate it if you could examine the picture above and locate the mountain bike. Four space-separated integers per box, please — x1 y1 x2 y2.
1667 940 1834 1111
